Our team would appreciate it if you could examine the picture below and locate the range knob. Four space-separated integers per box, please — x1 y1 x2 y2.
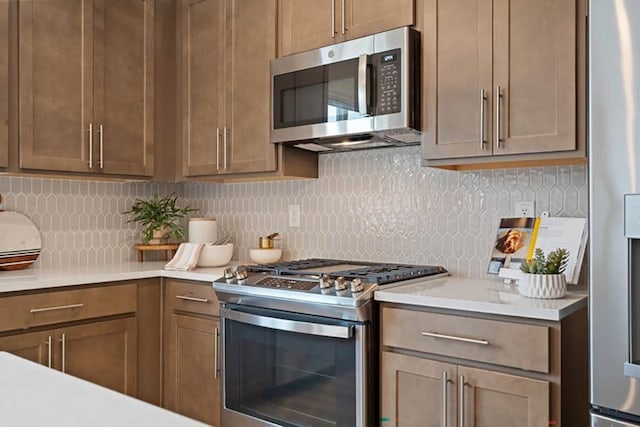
350 278 364 293
319 275 333 289
223 268 235 282
235 267 248 282
334 276 348 291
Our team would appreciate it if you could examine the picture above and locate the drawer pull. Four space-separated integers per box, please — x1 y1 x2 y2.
29 303 84 314
421 331 489 346
175 295 209 303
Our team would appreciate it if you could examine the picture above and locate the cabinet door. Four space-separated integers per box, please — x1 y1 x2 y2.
0 0 8 168
223 0 277 174
0 330 51 367
420 0 493 160
56 317 137 396
19 0 94 172
345 0 414 41
278 0 336 56
94 0 154 176
164 314 221 426
181 0 225 177
458 366 549 427
492 0 575 155
381 351 457 426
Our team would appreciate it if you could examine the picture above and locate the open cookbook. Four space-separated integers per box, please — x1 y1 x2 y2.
487 215 588 284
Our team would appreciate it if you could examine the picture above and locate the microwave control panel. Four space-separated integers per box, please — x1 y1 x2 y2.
375 49 401 115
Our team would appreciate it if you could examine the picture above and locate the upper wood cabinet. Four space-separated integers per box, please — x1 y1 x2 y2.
180 0 317 181
181 0 277 177
0 0 8 168
18 0 154 176
420 0 584 168
278 0 414 56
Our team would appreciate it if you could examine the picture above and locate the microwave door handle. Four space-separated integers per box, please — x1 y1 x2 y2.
358 54 368 116
222 307 353 339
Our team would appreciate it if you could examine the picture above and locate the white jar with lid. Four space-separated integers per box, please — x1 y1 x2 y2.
188 217 217 244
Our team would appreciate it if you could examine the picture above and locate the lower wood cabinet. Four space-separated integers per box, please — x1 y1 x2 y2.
0 317 137 395
163 279 221 426
381 352 548 426
380 304 588 427
164 313 220 426
0 281 139 397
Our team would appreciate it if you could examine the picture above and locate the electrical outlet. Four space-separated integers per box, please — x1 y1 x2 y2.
514 201 535 217
288 204 300 227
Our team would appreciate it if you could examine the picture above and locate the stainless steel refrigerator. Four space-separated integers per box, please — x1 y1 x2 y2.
590 0 640 425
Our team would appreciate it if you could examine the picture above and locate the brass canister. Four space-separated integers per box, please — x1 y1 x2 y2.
259 232 279 249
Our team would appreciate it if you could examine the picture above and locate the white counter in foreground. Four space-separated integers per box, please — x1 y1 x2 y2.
0 262 232 293
0 352 207 427
374 277 587 321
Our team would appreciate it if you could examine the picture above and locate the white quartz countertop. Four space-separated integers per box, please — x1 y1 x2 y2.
374 276 587 321
0 262 231 293
0 352 207 427
0 264 587 321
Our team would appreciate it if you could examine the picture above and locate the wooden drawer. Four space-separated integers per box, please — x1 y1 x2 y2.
165 280 219 317
382 307 550 373
0 283 137 333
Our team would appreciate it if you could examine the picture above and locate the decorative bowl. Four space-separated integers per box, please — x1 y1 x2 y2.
249 248 282 264
197 243 233 267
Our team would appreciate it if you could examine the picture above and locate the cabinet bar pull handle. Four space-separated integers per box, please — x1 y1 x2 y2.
216 127 221 171
341 0 346 35
421 331 489 346
61 333 66 373
331 0 336 38
175 295 209 303
458 375 465 427
87 123 93 168
495 85 503 149
442 371 448 427
223 127 228 170
30 303 84 314
479 89 486 150
98 124 104 169
214 327 219 379
46 335 52 368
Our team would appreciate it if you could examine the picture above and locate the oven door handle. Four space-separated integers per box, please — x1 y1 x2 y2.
222 307 354 339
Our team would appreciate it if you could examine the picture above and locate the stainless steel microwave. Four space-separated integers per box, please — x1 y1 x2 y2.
270 27 421 152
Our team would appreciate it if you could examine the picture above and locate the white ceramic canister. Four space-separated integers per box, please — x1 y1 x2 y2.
188 217 217 244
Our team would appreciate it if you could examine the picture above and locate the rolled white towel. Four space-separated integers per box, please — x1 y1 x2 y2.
164 243 204 271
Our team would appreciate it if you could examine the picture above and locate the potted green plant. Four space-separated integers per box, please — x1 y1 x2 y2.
123 193 198 244
518 248 570 299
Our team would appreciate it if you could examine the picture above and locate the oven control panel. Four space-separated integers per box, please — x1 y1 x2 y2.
256 276 316 291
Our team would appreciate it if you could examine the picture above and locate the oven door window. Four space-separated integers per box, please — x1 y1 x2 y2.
273 58 368 129
223 306 360 427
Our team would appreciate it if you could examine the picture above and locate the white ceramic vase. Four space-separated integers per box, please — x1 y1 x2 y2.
518 273 567 299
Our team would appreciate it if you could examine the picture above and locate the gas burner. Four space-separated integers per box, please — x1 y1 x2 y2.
244 258 447 285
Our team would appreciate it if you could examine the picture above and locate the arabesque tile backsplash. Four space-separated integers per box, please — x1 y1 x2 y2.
0 146 588 280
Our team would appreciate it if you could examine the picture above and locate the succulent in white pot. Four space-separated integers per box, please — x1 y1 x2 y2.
518 248 570 299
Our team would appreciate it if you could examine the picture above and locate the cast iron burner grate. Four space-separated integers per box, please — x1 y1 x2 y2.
245 258 447 285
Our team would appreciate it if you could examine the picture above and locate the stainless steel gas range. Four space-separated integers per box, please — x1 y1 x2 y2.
213 259 448 427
